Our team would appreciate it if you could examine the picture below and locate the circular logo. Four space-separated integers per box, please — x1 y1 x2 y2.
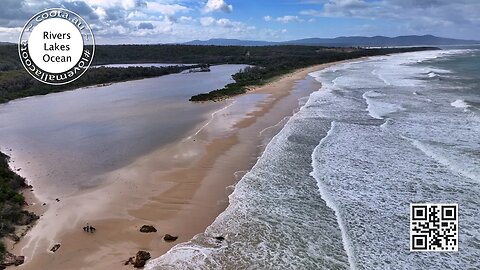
18 8 95 85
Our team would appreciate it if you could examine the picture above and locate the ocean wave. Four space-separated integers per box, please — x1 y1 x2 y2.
450 99 471 109
406 137 479 183
310 121 357 270
362 91 405 119
427 72 439 78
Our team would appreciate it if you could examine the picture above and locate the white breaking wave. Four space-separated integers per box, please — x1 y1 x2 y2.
406 137 480 183
427 72 439 78
451 99 470 109
310 121 357 270
362 91 405 119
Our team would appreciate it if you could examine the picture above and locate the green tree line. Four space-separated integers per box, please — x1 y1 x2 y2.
0 152 38 262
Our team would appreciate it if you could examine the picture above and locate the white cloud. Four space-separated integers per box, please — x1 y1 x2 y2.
298 0 480 39
276 15 303 23
300 0 480 25
0 0 276 44
94 7 107 18
199 17 240 28
127 10 148 20
178 16 193 23
146 2 189 16
264 15 304 23
200 16 216 26
203 0 233 13
84 0 137 10
134 23 173 36
216 18 234 27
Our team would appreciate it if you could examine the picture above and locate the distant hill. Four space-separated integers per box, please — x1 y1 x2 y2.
184 38 275 46
0 42 14 46
183 35 479 47
285 35 480 47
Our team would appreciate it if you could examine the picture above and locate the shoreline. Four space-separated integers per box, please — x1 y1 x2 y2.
9 61 343 269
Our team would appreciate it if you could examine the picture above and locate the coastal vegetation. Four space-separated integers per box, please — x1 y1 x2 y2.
0 46 22 71
0 152 37 264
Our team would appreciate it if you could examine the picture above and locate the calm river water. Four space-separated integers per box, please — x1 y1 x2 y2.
0 64 246 199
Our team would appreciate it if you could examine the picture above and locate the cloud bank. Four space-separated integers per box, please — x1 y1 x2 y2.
0 0 478 43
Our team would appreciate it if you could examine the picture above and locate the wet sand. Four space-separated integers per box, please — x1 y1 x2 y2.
11 63 337 269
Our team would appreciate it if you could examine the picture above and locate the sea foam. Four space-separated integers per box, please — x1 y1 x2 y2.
450 99 470 109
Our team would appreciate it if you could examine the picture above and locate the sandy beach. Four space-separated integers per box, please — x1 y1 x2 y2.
10 62 337 269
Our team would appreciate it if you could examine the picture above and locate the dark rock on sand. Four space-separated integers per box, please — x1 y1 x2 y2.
50 243 61 252
215 236 225 241
1 252 25 267
163 234 178 242
139 225 157 233
124 257 135 265
125 251 151 268
134 251 151 268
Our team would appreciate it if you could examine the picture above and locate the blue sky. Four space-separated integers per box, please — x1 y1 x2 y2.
0 0 479 44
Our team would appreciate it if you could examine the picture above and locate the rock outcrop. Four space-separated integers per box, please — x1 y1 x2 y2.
139 225 157 233
163 234 178 242
1 252 25 267
125 251 151 268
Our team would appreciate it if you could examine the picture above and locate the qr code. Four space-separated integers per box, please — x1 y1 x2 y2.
410 203 458 252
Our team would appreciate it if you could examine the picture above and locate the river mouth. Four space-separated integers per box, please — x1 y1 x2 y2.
0 64 246 200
